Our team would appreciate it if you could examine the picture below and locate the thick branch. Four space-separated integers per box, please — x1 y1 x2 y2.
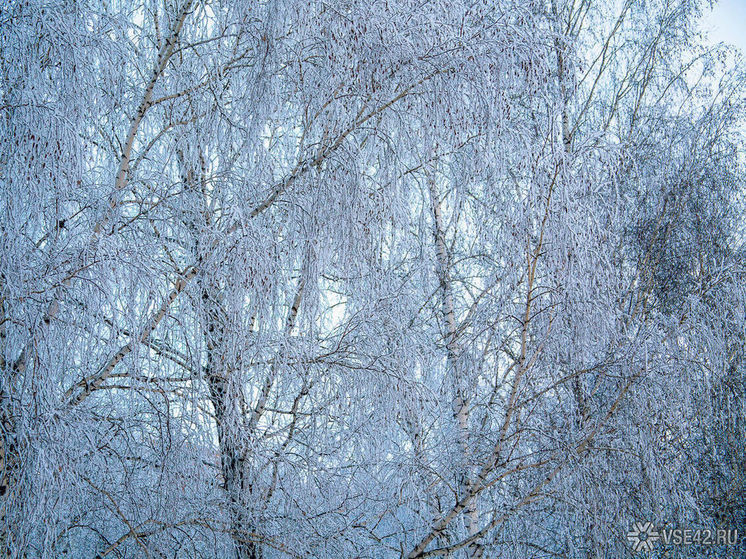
65 266 198 406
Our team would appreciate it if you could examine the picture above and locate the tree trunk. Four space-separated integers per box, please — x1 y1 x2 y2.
427 171 483 558
203 286 262 559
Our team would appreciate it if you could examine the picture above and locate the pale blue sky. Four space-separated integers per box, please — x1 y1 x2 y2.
700 0 746 54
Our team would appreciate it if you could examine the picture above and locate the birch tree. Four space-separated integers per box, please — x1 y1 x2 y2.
1 0 744 558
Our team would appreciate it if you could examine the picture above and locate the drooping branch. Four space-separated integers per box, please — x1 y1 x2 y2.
64 266 198 406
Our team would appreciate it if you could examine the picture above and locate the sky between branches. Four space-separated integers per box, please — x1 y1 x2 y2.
702 0 746 54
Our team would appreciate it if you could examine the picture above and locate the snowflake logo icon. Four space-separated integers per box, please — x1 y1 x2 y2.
627 521 660 552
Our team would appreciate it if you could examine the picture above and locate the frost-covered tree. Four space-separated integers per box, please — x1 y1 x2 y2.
0 0 744 558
